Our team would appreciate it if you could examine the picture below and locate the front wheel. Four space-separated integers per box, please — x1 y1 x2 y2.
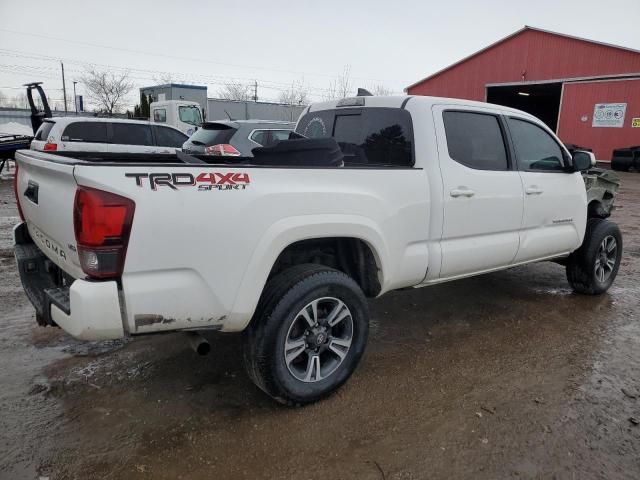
566 218 623 295
243 264 369 405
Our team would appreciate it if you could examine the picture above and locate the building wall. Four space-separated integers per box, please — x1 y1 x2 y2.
558 79 640 160
207 99 305 122
140 85 208 113
407 29 640 100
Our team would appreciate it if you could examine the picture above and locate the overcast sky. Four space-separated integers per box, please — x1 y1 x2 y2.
0 0 638 111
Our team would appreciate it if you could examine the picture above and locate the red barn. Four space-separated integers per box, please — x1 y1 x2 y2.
406 26 640 161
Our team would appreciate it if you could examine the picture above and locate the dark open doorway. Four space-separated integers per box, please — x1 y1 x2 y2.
486 82 563 131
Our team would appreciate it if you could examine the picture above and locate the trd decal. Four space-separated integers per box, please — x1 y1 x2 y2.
125 172 250 191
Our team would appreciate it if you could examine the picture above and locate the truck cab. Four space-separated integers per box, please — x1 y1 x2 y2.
150 100 203 136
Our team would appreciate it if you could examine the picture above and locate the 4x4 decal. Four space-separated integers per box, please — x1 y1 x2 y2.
125 172 250 191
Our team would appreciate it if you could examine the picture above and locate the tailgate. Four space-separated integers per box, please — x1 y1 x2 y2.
15 150 84 279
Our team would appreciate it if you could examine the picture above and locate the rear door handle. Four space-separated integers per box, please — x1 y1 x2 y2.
525 186 544 195
450 188 475 198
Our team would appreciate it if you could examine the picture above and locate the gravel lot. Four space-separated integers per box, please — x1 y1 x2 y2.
0 170 639 480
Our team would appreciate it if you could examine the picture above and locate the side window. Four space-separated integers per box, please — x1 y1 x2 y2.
153 109 167 123
250 130 267 145
507 118 565 171
111 123 153 146
155 126 188 147
34 121 55 141
442 111 508 171
61 122 108 143
271 130 292 142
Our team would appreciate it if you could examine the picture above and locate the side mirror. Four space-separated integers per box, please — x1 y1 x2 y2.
572 150 596 171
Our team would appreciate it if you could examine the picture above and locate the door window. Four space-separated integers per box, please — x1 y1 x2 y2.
271 129 292 142
155 126 188 147
249 130 267 145
61 122 108 143
178 106 202 125
507 118 565 171
111 123 153 146
442 111 508 170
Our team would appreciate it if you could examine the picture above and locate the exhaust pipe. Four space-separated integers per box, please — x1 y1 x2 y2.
186 332 210 356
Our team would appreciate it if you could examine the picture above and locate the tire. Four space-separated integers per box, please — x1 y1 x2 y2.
243 264 369 405
566 219 622 295
611 157 631 172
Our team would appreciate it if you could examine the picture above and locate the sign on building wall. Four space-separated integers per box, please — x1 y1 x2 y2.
632 118 640 128
592 103 626 128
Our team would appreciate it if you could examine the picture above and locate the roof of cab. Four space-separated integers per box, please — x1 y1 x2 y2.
306 95 538 120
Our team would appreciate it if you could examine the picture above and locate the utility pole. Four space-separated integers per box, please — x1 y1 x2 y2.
254 80 258 103
61 61 68 114
73 81 78 114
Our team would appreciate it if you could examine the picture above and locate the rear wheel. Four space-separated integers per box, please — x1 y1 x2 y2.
243 264 369 405
566 219 622 295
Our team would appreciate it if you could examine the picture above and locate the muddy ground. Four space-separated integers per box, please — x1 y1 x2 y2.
0 169 639 480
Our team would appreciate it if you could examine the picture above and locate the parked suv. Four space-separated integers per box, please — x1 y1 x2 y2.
31 117 188 155
181 120 294 156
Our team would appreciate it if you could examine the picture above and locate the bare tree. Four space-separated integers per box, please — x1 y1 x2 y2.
153 73 174 84
278 80 309 105
218 82 251 101
81 68 134 114
323 65 353 100
371 84 393 96
0 91 6 107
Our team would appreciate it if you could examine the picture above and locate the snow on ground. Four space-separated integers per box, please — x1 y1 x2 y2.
0 122 33 136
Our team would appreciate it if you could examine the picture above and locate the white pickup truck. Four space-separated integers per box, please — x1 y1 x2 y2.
13 95 622 405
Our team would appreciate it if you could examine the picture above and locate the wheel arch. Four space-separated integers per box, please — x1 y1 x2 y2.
229 215 389 330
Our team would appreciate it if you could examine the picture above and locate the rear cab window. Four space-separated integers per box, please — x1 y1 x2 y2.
61 122 108 143
295 107 414 167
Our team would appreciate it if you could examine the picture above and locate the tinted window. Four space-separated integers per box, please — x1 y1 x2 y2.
155 126 187 147
296 108 414 166
153 109 166 122
250 130 267 145
61 122 108 143
443 111 508 170
508 118 565 171
34 121 54 141
188 124 236 146
271 130 292 142
111 123 153 146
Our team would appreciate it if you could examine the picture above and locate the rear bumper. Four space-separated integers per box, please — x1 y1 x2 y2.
14 222 125 341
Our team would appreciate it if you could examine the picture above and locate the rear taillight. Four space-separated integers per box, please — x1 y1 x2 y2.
73 187 135 279
43 143 57 151
204 144 241 156
13 163 25 221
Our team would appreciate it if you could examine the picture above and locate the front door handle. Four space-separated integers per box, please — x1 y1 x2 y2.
450 188 475 198
525 186 544 195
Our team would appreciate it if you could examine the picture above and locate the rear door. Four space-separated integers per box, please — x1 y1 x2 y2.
506 116 586 261
15 151 84 278
434 106 524 278
108 122 158 154
153 125 188 149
